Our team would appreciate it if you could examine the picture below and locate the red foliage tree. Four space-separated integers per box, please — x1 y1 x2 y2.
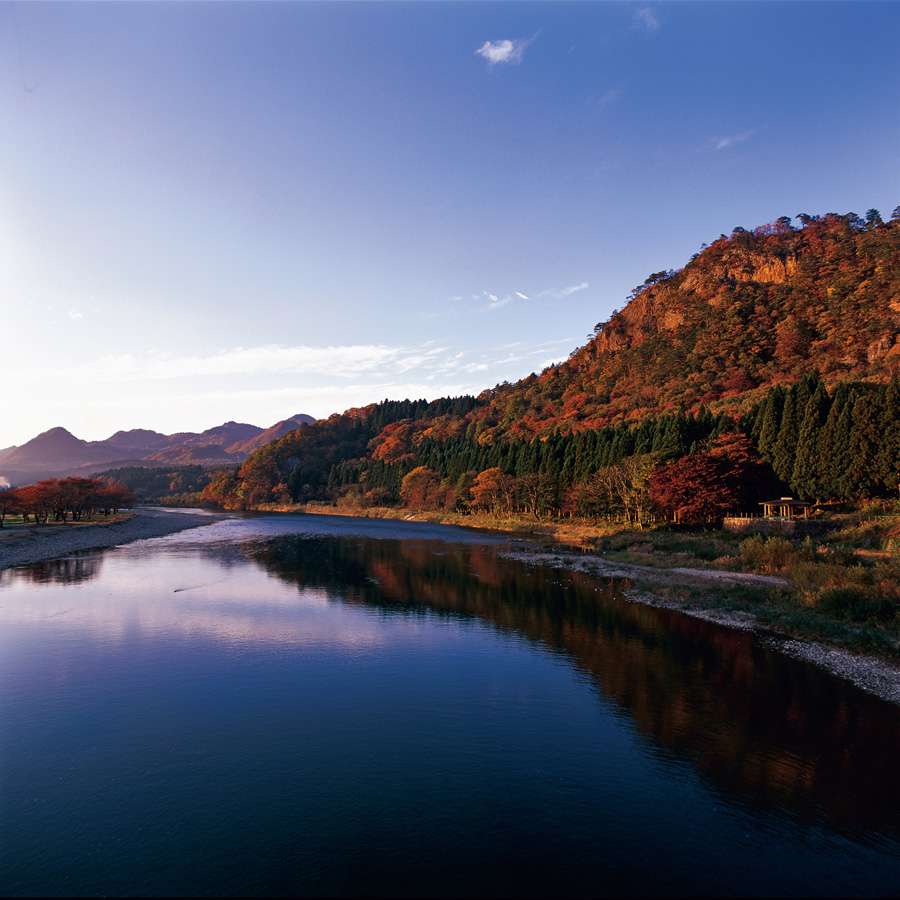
651 434 768 524
0 488 21 526
650 454 738 524
399 466 443 510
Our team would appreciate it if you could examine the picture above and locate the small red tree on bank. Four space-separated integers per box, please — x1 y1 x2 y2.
650 435 767 525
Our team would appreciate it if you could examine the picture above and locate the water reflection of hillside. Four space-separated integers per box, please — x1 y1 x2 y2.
0 552 104 586
245 533 900 837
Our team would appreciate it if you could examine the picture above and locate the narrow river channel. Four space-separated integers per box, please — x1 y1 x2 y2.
1 513 898 896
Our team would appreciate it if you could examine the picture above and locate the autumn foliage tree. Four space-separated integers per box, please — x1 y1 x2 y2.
650 454 737 524
470 467 516 514
399 466 445 510
650 435 767 524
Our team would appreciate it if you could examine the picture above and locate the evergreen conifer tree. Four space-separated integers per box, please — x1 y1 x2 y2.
757 386 785 463
844 392 883 498
875 378 900 496
575 431 597 481
633 418 655 455
771 393 798 485
516 440 537 478
790 383 830 498
656 412 689 460
829 395 856 500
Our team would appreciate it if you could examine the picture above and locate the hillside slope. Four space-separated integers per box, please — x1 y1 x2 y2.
472 211 899 441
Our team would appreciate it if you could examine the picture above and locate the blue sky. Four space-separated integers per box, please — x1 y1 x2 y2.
2 1 898 447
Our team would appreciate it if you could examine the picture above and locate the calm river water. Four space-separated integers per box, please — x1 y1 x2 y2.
1 513 899 897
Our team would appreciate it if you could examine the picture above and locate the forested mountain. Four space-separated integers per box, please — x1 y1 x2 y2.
203 208 900 519
473 209 900 441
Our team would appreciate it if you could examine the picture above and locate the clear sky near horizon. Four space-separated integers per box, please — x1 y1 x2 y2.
2 1 898 448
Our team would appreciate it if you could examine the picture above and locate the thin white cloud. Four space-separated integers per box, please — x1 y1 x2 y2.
20 344 451 384
142 345 410 379
476 33 538 67
67 309 84 322
537 356 569 370
462 290 532 311
4 336 589 444
712 129 760 151
537 282 589 301
634 8 660 32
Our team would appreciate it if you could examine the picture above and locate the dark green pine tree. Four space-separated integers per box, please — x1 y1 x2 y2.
574 430 598 481
655 413 689 460
713 413 732 438
696 404 715 434
793 373 817 425
771 392 799 486
610 422 635 463
594 430 614 468
750 398 768 443
542 451 563 514
633 418 656 456
756 386 786 463
875 378 900 497
823 392 856 500
561 436 577 486
790 383 831 499
843 392 884 499
516 440 538 478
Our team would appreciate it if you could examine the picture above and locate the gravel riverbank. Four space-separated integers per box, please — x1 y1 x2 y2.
0 508 225 571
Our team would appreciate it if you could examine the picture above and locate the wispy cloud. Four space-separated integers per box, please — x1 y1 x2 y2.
634 8 660 32
474 289 531 311
538 282 589 301
5 337 583 442
25 344 451 384
67 309 84 322
712 129 760 151
476 33 538 67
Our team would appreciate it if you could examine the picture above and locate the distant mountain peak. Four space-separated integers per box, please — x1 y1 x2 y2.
0 414 318 484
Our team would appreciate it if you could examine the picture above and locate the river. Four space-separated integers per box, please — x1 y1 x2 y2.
1 513 898 896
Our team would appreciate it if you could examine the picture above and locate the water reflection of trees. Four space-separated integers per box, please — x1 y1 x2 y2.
245 534 900 835
0 552 104 586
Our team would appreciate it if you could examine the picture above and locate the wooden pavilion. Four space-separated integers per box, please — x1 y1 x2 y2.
759 497 816 519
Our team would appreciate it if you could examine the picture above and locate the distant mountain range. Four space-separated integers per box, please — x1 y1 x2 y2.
0 415 315 485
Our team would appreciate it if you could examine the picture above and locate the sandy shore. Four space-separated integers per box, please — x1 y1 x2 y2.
0 507 225 571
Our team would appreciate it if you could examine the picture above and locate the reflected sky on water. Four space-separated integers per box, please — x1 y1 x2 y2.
1 513 898 897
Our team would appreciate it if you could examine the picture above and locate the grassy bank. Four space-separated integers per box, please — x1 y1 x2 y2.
0 511 135 536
